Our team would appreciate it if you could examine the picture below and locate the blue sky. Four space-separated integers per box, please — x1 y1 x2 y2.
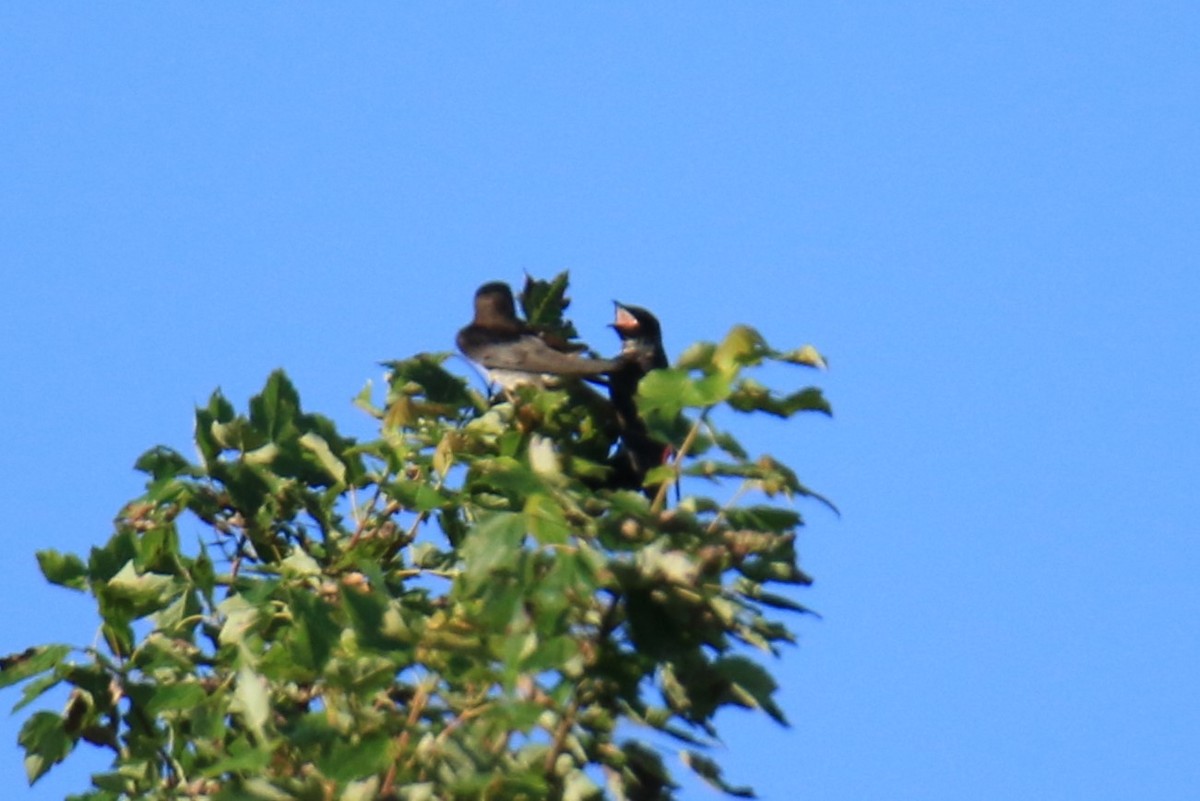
2 4 1197 799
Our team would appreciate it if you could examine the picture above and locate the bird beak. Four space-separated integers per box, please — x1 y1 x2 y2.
612 301 638 332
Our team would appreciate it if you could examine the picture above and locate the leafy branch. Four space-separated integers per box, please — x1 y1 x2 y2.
1 275 831 800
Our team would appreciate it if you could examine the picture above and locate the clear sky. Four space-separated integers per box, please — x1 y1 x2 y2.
2 4 1197 799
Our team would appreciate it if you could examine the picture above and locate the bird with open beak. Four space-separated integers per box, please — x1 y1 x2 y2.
607 302 673 492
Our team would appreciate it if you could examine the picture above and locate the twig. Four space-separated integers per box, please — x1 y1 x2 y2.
381 677 434 797
346 487 390 549
543 693 582 776
705 480 752 535
392 568 458 580
434 702 492 747
650 412 706 514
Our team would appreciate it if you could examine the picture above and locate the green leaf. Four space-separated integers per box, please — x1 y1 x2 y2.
432 430 455 477
12 672 63 713
389 480 449 513
0 646 71 691
354 379 381 418
527 435 562 479
299 431 347 485
713 325 769 373
460 512 527 591
240 778 298 800
218 595 261 648
519 271 578 340
714 655 787 725
317 733 393 783
199 734 272 778
735 582 815 615
466 456 547 504
19 711 74 784
36 550 87 591
724 506 801 533
776 343 828 369
153 588 199 634
194 389 236 464
87 529 138 584
728 380 832 418
144 682 208 716
638 369 731 421
382 352 474 408
618 740 678 795
285 588 338 671
133 445 193 481
780 386 832 416
524 635 579 675
709 428 748 459
103 561 182 618
524 494 570 545
396 783 436 801
637 542 699 585
250 369 301 442
680 750 755 798
280 549 322 579
341 581 401 653
675 341 716 370
192 544 217 601
562 769 602 801
234 665 271 743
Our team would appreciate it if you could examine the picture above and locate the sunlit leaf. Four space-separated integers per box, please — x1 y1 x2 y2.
234 665 271 743
36 551 87 591
103 561 182 618
527 435 561 479
354 379 382 418
562 769 602 801
713 325 769 372
299 431 346 484
675 341 716 370
776 343 828 369
638 369 731 421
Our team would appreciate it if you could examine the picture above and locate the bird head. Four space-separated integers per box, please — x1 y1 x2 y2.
472 281 518 322
611 301 667 369
611 302 662 343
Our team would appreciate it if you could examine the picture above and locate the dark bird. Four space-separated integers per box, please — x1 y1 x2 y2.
607 302 672 491
457 281 621 392
611 303 668 375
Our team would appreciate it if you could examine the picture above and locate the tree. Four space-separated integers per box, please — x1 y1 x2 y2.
1 275 832 800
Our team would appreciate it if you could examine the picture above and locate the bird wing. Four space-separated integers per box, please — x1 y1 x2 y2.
459 327 620 376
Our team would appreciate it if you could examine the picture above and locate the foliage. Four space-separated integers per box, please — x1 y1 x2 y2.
1 275 831 800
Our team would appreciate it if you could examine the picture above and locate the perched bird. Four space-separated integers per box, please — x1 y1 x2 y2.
456 281 621 392
610 302 668 375
606 302 672 491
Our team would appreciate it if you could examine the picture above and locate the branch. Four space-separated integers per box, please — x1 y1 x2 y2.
381 676 436 796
